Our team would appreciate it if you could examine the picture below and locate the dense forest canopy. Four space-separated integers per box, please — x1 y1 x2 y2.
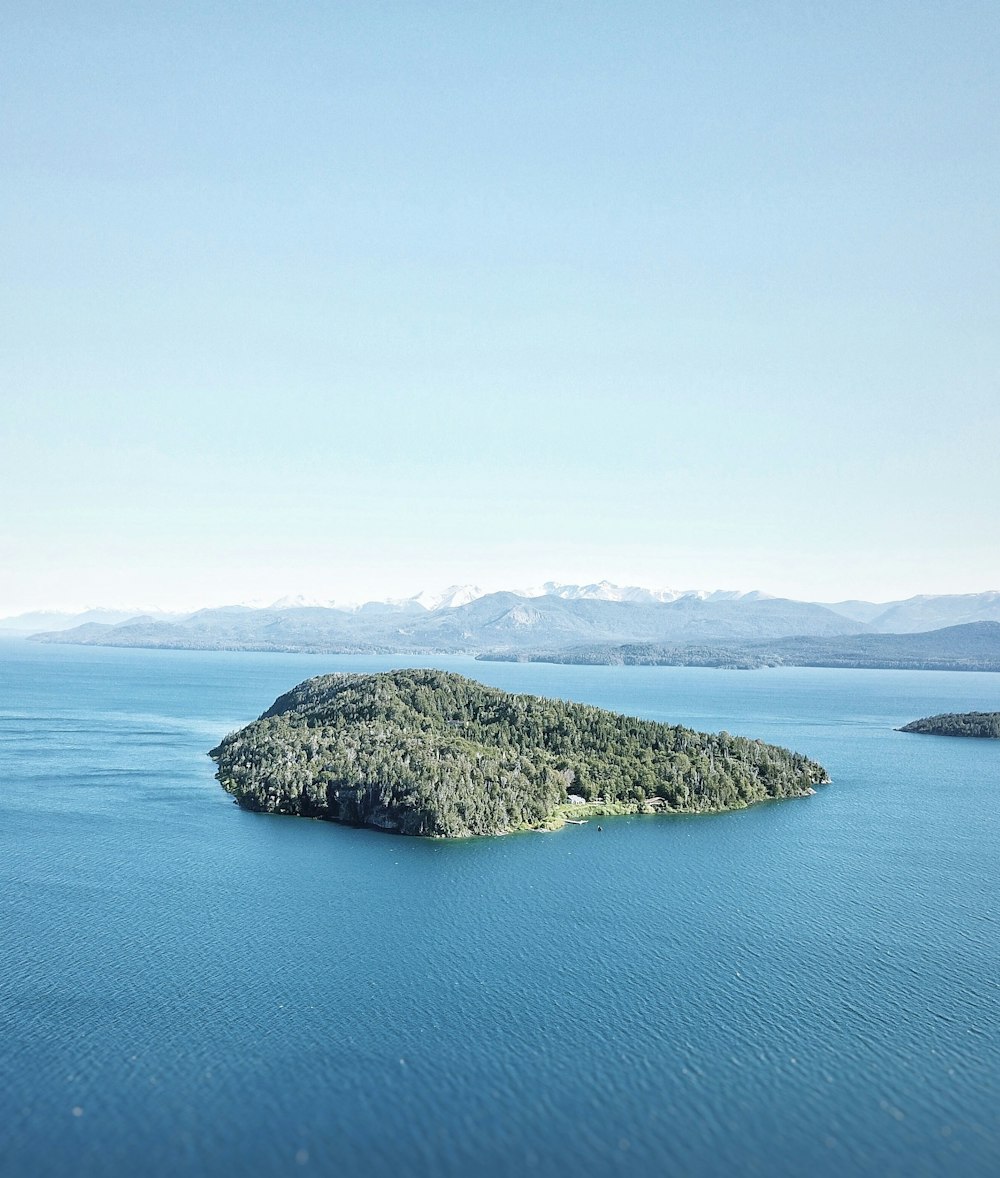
210 670 828 838
899 712 1000 738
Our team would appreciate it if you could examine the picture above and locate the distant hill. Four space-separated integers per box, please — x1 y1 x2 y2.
0 607 181 633
812 592 1000 632
759 622 1000 669
863 592 1000 634
820 600 894 625
479 622 1000 673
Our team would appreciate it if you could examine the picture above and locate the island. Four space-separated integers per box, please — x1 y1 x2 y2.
210 669 829 838
898 711 1000 738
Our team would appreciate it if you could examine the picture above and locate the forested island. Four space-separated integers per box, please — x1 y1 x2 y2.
210 670 829 838
899 711 1000 738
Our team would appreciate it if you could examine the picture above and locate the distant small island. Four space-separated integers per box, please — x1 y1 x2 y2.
899 711 1000 738
210 669 829 838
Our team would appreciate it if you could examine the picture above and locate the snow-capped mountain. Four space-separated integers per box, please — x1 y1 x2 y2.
380 582 738 610
0 583 780 630
515 581 681 603
410 585 488 611
244 586 490 614
509 582 774 605
676 589 775 603
262 594 339 610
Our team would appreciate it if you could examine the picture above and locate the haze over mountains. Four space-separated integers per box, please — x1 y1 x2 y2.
818 591 1000 632
8 584 1000 663
0 606 182 633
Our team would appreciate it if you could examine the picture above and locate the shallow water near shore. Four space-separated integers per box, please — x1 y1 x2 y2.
1 639 998 1176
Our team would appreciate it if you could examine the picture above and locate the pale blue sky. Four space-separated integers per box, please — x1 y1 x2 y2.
3 1 998 612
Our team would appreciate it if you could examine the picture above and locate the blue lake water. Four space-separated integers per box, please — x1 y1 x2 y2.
1 639 998 1177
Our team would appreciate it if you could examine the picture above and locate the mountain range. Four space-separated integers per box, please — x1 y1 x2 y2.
11 584 1000 659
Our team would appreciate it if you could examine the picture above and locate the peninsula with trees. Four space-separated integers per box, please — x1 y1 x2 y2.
899 712 1000 738
210 669 829 838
